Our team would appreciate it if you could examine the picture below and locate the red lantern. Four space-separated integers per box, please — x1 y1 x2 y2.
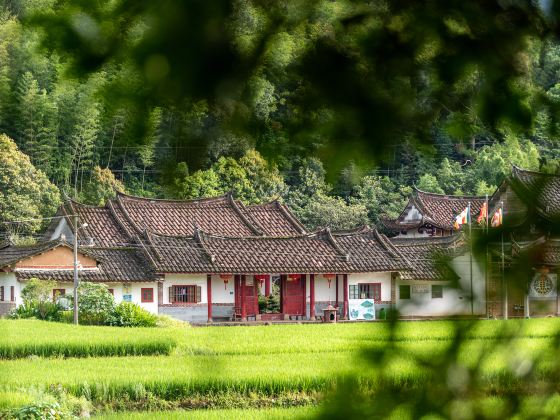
220 274 232 289
324 273 335 289
254 275 267 287
288 274 301 282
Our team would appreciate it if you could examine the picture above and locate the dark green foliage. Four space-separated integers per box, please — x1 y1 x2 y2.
9 301 62 322
75 282 115 326
108 302 158 328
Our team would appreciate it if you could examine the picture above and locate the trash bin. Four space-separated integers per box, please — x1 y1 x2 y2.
379 307 386 320
323 305 337 323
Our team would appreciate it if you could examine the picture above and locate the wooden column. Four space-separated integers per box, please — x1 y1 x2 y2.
207 274 212 323
335 274 339 309
241 275 247 321
265 275 271 296
281 274 287 315
310 274 316 320
343 274 349 320
301 274 307 318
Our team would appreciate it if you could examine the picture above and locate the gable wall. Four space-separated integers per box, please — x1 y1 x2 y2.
15 247 97 269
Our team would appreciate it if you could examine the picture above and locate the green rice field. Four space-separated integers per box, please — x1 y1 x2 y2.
2 319 560 418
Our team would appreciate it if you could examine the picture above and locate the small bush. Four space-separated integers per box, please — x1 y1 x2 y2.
109 302 158 327
10 301 62 322
75 282 115 325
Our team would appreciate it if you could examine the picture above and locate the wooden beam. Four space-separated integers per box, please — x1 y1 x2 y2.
310 273 316 320
343 274 349 320
207 274 212 323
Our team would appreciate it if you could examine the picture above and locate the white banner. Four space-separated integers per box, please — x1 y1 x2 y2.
349 299 376 320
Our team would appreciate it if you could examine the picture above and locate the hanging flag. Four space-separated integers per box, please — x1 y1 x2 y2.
453 206 470 230
477 202 488 224
491 208 503 227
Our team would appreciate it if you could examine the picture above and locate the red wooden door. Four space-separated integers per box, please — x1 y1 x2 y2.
244 281 258 316
284 277 304 315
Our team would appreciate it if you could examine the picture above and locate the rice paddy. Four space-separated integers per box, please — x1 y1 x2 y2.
0 319 178 358
2 318 560 418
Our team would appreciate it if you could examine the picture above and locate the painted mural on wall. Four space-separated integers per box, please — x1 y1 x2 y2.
349 299 376 320
529 273 557 299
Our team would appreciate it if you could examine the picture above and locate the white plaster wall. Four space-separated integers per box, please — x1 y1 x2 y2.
0 272 20 304
348 272 392 302
162 274 208 304
396 281 469 316
314 274 338 302
210 275 235 303
451 251 486 315
396 250 486 317
126 282 159 313
403 205 422 222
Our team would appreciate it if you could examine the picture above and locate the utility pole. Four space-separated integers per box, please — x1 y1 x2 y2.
469 202 473 316
73 215 79 325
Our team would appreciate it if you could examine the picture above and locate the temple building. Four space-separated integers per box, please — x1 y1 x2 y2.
1 166 558 321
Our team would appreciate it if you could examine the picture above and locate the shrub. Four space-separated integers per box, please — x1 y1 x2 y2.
109 302 158 327
11 279 63 321
74 282 115 325
10 301 62 322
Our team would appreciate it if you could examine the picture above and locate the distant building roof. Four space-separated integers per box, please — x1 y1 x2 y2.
382 187 486 233
390 235 463 281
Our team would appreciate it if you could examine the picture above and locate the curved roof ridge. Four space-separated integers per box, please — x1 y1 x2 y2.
115 194 145 235
193 228 216 264
511 164 560 178
143 229 163 262
106 200 134 240
320 227 349 257
330 225 371 236
228 194 264 236
115 190 230 204
276 202 307 234
413 185 486 200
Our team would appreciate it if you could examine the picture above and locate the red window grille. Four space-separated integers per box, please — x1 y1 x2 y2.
10 286 14 302
169 285 201 303
141 288 154 303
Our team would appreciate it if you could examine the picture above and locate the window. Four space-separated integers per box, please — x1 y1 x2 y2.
399 285 410 300
432 285 443 299
169 285 201 303
349 285 358 299
349 283 382 301
107 288 114 296
0 286 4 301
358 283 381 301
141 288 154 303
53 289 65 301
10 286 14 302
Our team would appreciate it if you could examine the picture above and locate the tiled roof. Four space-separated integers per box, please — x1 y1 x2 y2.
512 236 560 266
114 192 263 237
390 236 462 281
244 201 307 236
332 228 410 272
381 188 486 232
147 227 409 274
408 188 486 230
511 166 560 222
